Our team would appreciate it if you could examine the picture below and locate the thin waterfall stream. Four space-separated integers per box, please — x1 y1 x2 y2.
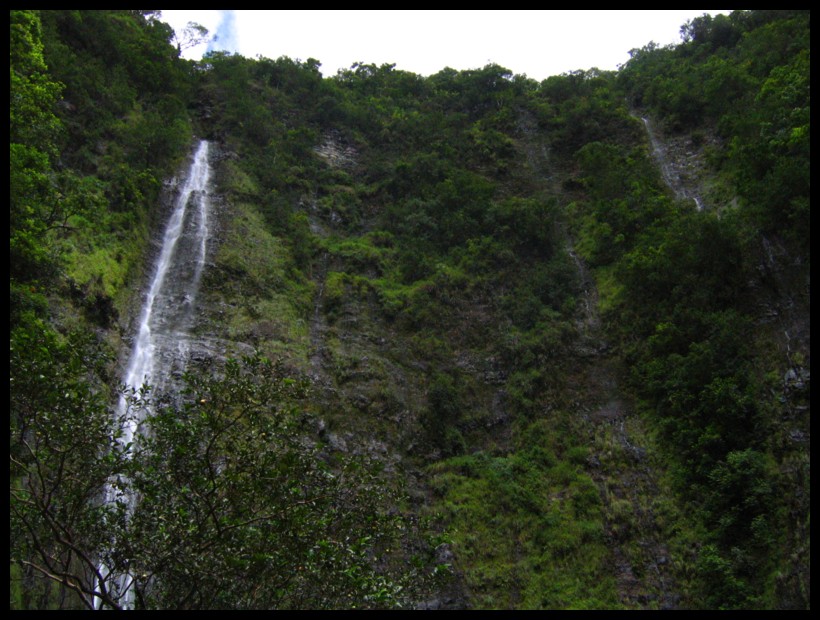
640 115 704 211
96 140 213 609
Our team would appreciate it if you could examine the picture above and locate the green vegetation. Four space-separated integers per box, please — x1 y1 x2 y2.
427 416 620 609
620 10 810 250
10 9 809 610
10 335 426 608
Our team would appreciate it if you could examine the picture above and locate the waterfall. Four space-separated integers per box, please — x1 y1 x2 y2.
640 116 703 211
96 140 212 609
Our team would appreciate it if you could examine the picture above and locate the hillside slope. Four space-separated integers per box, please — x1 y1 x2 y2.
10 9 809 610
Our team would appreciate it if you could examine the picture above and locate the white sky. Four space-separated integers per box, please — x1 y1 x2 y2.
160 10 729 82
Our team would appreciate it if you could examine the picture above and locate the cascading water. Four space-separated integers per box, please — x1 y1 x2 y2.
640 116 704 211
96 140 212 609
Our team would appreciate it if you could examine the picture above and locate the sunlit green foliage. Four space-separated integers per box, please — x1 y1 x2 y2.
10 10 66 283
427 417 620 609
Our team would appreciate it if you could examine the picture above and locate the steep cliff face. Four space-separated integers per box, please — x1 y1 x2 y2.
612 113 810 609
185 113 678 608
11 9 808 611
184 87 811 607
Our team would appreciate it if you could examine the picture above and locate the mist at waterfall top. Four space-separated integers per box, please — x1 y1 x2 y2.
161 10 729 82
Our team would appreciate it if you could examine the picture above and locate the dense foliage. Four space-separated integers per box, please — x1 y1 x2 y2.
10 9 809 610
619 10 810 251
10 331 422 608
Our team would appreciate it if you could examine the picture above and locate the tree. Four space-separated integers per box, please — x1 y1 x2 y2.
171 21 210 53
9 10 65 282
10 318 128 609
11 344 430 609
126 355 421 609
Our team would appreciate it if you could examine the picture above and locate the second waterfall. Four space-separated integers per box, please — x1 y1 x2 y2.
98 139 213 609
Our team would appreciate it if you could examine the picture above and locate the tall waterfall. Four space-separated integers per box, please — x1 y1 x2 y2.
96 140 213 609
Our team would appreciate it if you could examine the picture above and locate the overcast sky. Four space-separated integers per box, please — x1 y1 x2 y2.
160 10 729 82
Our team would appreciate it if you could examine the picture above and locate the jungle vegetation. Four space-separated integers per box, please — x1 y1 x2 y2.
10 10 809 609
